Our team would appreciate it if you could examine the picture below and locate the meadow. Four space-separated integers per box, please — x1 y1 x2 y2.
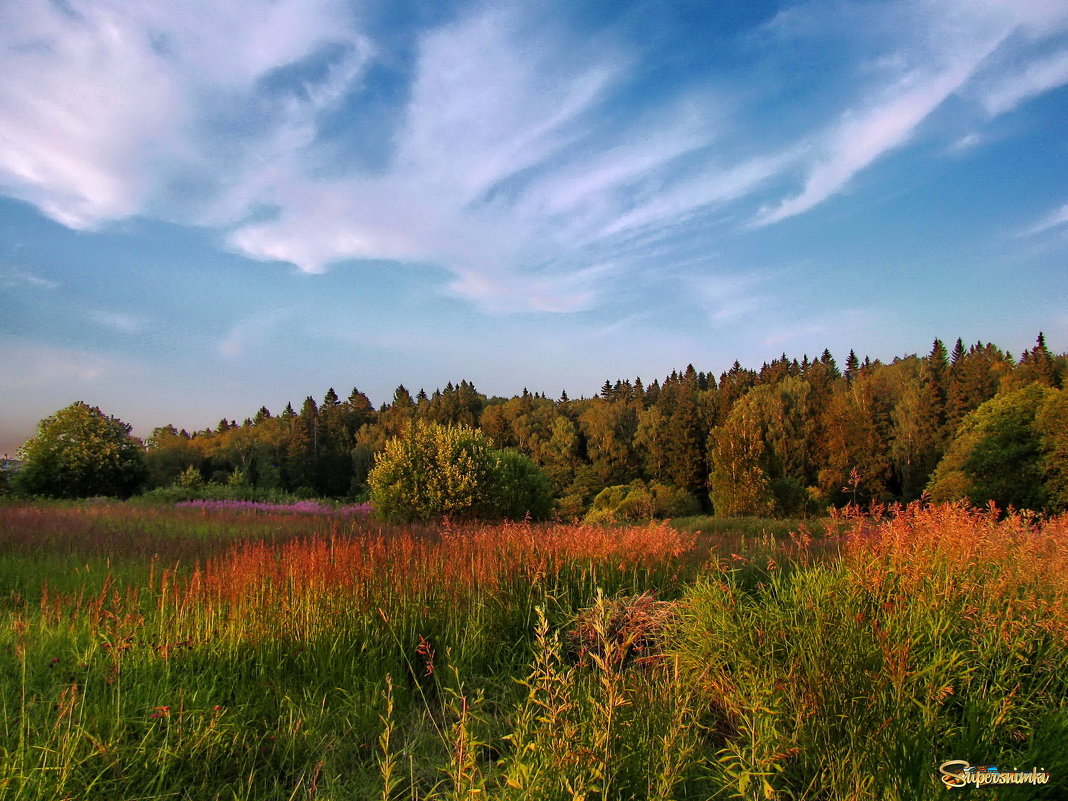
0 501 1065 800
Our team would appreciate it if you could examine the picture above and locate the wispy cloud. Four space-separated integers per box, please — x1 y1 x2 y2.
697 273 771 324
218 308 296 358
754 0 1068 226
0 340 115 388
981 49 1068 115
87 310 150 334
1023 202 1068 236
2 0 1068 318
947 132 983 153
0 0 369 229
0 270 58 289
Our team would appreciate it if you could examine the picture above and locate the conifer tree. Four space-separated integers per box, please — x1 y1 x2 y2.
844 350 860 382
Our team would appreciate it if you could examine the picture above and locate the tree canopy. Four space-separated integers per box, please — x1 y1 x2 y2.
927 383 1066 512
41 332 1064 517
15 401 145 498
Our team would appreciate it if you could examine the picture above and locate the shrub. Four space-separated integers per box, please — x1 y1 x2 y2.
489 448 553 520
584 480 700 524
368 421 552 522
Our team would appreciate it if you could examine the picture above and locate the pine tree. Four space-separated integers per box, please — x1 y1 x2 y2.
1019 332 1060 388
845 350 860 382
820 348 841 378
950 338 965 367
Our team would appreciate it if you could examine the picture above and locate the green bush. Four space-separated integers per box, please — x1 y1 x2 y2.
584 480 700 524
489 448 553 520
131 483 310 506
368 421 552 522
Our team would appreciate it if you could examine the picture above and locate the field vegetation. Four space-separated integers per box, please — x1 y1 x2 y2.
1 500 1065 800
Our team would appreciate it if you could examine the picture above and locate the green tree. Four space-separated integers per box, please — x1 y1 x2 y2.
708 377 816 516
15 402 146 498
1036 388 1068 510
368 421 551 522
817 373 893 505
489 449 553 520
708 397 775 517
578 398 641 486
927 383 1061 511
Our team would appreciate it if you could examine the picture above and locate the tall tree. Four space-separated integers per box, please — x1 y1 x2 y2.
16 402 146 498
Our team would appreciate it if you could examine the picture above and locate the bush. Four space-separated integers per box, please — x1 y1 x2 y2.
584 480 700 524
132 483 311 506
368 421 552 522
489 448 553 520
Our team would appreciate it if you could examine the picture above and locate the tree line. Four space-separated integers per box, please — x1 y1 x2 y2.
118 333 1065 517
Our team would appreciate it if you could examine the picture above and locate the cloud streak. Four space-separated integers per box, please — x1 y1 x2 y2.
2 0 1068 316
1024 202 1068 236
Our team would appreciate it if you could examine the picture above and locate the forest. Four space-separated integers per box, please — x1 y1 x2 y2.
124 333 1066 517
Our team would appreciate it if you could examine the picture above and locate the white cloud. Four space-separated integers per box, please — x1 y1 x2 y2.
755 52 1001 226
698 273 770 324
0 340 116 389
218 308 296 358
446 262 616 314
0 0 369 229
948 132 983 153
754 0 1068 226
1024 202 1068 236
981 49 1068 115
4 0 1068 316
222 4 693 311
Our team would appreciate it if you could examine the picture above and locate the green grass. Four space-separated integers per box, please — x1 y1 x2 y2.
0 501 1065 799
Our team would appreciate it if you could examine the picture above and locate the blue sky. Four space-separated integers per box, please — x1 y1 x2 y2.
2 0 1068 453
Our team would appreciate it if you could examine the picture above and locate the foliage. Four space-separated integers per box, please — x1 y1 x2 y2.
14 401 146 498
133 483 314 506
176 464 204 488
584 480 701 524
368 421 552 522
119 333 1066 515
928 383 1065 511
709 377 821 516
488 447 554 520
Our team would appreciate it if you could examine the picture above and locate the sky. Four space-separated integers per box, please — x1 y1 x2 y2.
2 0 1068 454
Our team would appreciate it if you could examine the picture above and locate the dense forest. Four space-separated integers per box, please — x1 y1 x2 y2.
134 334 1066 517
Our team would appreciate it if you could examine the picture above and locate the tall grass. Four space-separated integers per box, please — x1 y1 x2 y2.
0 503 694 800
0 501 1065 799
672 504 1068 800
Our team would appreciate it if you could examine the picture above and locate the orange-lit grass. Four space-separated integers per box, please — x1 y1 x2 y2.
167 519 697 643
842 503 1068 641
672 504 1068 800
11 501 1066 800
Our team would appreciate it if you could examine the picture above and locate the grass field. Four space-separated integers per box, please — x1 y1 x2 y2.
0 501 1065 800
